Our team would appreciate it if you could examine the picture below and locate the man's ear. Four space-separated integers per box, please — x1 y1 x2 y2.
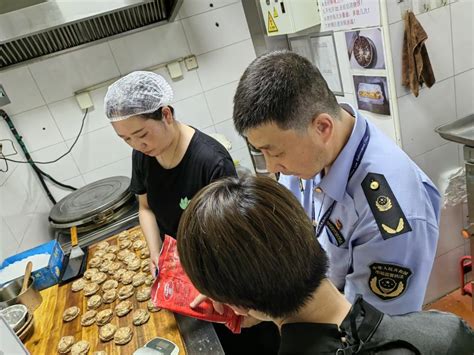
310 113 333 143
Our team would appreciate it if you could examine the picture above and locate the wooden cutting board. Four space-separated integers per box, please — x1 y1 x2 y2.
24 226 186 354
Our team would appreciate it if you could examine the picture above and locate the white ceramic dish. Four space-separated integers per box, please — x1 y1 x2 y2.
0 304 28 332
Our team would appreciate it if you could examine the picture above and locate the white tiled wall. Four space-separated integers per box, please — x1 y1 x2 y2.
0 0 254 261
387 0 473 303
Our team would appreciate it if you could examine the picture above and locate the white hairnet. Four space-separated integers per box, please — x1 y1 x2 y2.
104 71 174 121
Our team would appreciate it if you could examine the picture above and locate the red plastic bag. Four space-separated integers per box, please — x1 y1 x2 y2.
151 235 242 333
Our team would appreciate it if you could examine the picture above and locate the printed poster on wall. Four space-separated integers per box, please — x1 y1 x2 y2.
353 75 391 116
319 0 381 32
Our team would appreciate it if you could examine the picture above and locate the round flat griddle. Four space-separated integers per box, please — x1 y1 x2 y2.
49 176 132 227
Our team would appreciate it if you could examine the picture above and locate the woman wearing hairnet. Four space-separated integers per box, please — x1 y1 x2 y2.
104 72 279 354
104 71 236 272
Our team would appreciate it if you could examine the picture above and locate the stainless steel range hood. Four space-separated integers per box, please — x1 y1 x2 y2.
0 0 182 69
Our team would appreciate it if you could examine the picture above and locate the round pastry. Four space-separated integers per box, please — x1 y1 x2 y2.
133 239 146 251
96 241 110 250
117 231 129 241
107 262 122 275
91 272 108 285
127 258 141 271
96 308 114 326
115 300 132 317
102 279 118 291
132 272 146 287
114 326 133 345
63 306 80 322
117 249 132 261
112 268 127 281
103 253 116 262
99 323 117 342
141 259 150 272
130 231 143 240
147 300 161 312
87 294 102 310
124 254 138 265
103 289 118 304
99 260 112 273
88 257 102 268
83 282 100 296
71 278 86 292
58 336 75 354
71 340 90 355
118 285 135 300
106 245 119 254
84 268 99 280
136 286 151 302
119 239 132 250
144 275 154 286
81 310 97 326
93 351 107 355
93 249 106 258
132 309 150 326
121 270 135 285
139 247 150 259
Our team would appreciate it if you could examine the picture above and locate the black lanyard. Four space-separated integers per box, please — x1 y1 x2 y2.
314 121 370 239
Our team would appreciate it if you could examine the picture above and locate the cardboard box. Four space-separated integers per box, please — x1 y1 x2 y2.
0 240 65 290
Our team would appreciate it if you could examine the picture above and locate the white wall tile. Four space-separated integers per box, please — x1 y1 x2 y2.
108 22 190 75
182 3 250 55
178 0 239 19
333 32 354 94
154 64 203 102
67 125 132 174
82 157 132 184
197 39 256 91
16 208 53 254
213 118 246 153
0 119 23 186
389 6 454 98
29 142 81 181
454 69 474 120
46 175 87 203
0 218 19 261
173 94 214 130
0 67 45 115
398 78 456 157
28 43 120 103
204 81 238 124
10 106 64 152
424 244 465 303
48 87 110 140
336 93 357 107
417 5 454 83
412 142 461 191
451 0 474 74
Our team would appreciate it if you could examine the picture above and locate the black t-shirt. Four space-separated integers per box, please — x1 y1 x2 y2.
130 129 237 238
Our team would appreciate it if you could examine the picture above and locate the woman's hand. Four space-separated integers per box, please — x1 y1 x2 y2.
149 253 160 279
190 293 224 315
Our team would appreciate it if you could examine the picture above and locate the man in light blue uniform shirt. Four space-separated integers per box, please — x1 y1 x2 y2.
233 51 441 315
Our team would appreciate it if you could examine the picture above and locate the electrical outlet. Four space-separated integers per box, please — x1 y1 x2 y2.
0 85 11 107
184 55 198 70
75 92 94 110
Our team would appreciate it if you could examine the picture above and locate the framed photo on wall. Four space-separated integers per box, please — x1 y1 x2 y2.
289 32 344 96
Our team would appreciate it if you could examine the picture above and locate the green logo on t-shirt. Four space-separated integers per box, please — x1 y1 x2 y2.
180 197 190 210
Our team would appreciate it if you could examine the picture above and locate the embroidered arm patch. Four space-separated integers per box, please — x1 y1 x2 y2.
369 262 412 300
362 173 412 240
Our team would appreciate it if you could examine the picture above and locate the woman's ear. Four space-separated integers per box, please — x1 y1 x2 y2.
161 106 174 124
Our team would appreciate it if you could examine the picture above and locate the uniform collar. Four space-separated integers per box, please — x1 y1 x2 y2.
316 103 367 202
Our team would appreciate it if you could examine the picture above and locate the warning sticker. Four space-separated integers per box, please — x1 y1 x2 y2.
273 6 279 18
267 11 278 33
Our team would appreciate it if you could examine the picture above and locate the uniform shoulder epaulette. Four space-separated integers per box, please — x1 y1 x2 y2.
361 172 412 240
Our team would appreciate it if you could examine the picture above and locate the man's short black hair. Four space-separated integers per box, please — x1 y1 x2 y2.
233 50 340 134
